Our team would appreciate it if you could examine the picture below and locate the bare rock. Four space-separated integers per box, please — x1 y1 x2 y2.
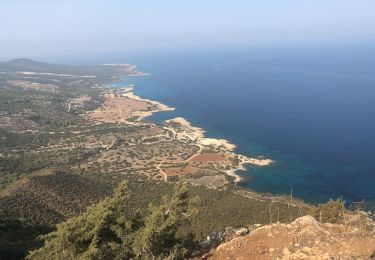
207 215 375 260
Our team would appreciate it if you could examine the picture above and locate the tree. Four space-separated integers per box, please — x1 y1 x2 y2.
133 183 198 259
27 182 197 260
27 182 135 260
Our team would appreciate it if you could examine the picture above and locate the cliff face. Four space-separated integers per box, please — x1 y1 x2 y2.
207 215 375 260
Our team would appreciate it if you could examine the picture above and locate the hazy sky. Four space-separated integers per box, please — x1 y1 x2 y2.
1 0 375 60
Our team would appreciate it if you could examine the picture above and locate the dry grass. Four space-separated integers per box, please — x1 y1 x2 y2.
87 93 152 123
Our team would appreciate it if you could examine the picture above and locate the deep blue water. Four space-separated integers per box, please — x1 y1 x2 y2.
98 44 375 207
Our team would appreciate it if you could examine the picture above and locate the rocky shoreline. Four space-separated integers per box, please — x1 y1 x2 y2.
112 84 274 184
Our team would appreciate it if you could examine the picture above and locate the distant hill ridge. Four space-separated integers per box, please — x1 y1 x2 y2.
6 58 48 65
0 58 136 76
0 58 78 74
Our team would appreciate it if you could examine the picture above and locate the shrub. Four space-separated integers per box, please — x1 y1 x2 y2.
312 198 345 223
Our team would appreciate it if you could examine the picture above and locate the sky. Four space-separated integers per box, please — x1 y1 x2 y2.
1 0 375 60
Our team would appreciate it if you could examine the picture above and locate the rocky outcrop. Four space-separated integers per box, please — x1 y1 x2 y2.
200 227 250 249
207 215 375 259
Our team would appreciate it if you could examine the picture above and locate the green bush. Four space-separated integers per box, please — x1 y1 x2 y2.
312 198 345 223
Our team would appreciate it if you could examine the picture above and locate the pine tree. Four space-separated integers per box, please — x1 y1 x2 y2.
133 183 198 259
27 181 135 260
27 182 198 260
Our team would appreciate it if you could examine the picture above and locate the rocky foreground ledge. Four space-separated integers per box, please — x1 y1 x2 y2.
204 215 375 260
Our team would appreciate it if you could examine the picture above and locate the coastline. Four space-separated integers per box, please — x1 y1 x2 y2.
120 88 175 121
103 83 274 183
89 65 375 211
163 116 273 183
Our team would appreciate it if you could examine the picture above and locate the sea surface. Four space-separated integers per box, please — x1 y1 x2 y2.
81 44 375 208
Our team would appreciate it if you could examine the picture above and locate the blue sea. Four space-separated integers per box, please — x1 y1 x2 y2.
77 43 375 208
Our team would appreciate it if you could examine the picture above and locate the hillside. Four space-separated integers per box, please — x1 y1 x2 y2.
0 170 112 224
0 170 308 236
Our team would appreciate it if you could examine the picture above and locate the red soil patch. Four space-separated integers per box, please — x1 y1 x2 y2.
190 153 226 162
